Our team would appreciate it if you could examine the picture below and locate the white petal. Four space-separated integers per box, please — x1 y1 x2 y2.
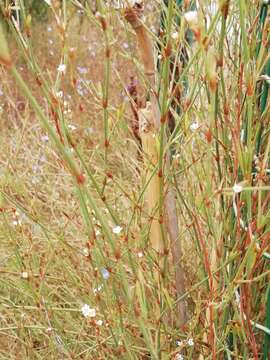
113 226 122 234
184 11 198 25
57 64 66 73
175 354 184 360
21 271 29 279
233 184 243 193
190 122 199 131
171 32 178 39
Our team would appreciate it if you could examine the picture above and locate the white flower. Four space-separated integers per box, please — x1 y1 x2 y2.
93 284 103 294
190 122 199 131
175 353 184 360
21 271 28 279
138 251 144 258
187 338 194 346
96 319 103 326
175 340 183 347
127 0 142 6
82 248 89 257
233 183 243 193
56 91 63 98
113 225 122 234
81 304 96 318
150 26 156 34
101 267 110 280
41 135 49 142
31 177 40 185
77 66 88 74
44 0 52 6
68 124 76 131
171 31 178 40
57 63 66 74
184 11 198 25
13 219 22 226
122 42 129 49
85 127 94 135
90 50 96 57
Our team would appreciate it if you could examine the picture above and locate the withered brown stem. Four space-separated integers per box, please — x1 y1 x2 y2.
125 3 187 326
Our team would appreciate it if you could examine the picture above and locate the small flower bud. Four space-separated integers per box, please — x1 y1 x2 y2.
205 50 218 92
25 15 32 38
218 0 230 18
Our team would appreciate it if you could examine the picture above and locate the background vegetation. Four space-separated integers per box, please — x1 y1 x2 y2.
0 0 269 359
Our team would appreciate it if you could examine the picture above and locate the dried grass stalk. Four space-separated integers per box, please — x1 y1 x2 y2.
138 102 163 253
125 3 187 325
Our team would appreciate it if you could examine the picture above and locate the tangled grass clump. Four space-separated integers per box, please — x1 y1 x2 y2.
0 1 270 359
